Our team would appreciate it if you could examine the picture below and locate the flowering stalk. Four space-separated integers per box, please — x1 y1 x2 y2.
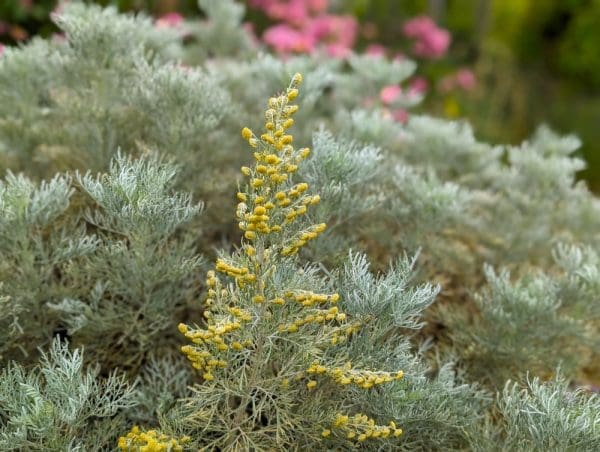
175 73 404 448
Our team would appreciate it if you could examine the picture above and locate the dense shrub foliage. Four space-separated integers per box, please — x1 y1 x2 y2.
0 1 599 450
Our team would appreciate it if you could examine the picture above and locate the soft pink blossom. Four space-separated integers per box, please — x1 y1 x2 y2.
380 85 402 104
267 1 309 26
391 108 409 123
409 77 428 94
250 0 329 21
412 28 450 59
403 15 450 59
307 0 329 14
455 68 476 90
156 12 184 28
325 43 352 59
306 14 357 48
263 24 315 54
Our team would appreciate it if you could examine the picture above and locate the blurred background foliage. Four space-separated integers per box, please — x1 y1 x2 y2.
1 0 598 191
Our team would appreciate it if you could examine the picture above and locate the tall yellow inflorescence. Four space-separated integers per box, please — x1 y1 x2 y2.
176 73 404 446
177 73 343 382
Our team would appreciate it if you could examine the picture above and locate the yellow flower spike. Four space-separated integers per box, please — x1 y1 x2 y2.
291 72 303 86
180 77 408 444
241 127 253 140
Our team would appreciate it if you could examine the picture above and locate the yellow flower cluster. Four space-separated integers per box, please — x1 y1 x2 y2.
306 361 404 389
237 73 326 254
214 260 256 287
178 317 249 381
287 290 340 307
118 426 191 452
321 413 403 441
277 306 345 333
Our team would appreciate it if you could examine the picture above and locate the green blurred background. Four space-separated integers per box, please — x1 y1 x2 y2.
1 0 599 191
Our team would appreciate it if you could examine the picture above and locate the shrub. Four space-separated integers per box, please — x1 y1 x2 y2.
0 2 598 450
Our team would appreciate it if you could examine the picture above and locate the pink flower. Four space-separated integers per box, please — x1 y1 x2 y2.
325 43 352 59
438 69 476 93
403 16 437 38
263 24 315 54
391 108 409 123
409 77 428 94
307 0 329 14
455 68 476 90
306 14 357 49
365 44 386 57
412 28 450 59
250 0 329 22
267 1 309 26
380 85 402 104
156 12 184 28
403 15 450 59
